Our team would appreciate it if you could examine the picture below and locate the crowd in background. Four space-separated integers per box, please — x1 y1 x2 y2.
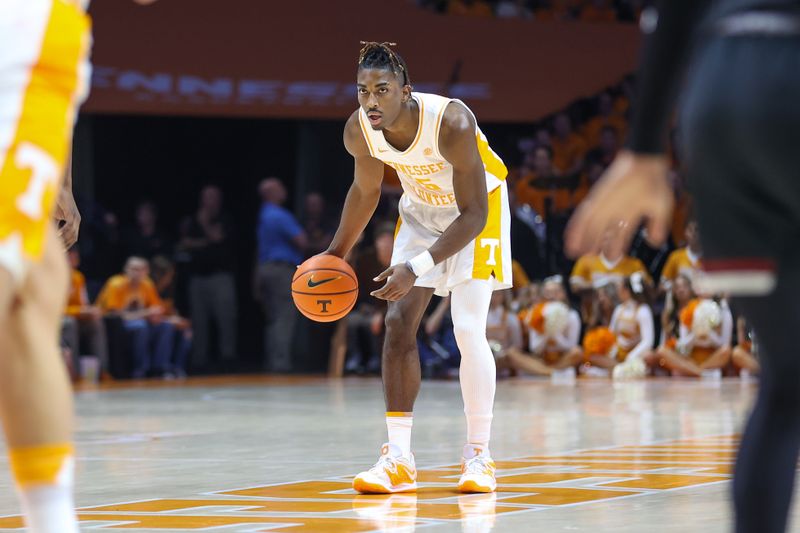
64 67 758 383
414 0 651 23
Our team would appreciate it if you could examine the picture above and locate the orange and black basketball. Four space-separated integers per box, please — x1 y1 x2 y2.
292 254 358 322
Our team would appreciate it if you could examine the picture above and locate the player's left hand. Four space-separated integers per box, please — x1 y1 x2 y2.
54 186 81 248
371 264 416 301
565 150 673 259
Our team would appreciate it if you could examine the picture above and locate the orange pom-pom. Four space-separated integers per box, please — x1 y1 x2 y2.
680 299 700 329
582 327 616 356
527 302 547 333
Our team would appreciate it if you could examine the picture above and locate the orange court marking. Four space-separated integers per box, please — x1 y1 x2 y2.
0 434 738 531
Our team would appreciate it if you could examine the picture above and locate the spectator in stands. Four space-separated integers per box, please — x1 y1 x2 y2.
569 232 650 292
653 293 733 378
505 276 582 377
579 0 617 22
302 192 335 258
582 274 654 377
551 113 588 175
179 185 238 372
585 125 620 169
515 146 575 220
660 220 702 292
96 257 175 379
62 248 108 376
123 201 172 260
732 316 760 377
447 0 494 17
151 255 191 378
78 200 122 292
256 178 306 373
581 92 628 147
534 127 553 151
346 222 394 375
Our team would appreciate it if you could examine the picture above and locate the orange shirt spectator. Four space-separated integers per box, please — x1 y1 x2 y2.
96 259 163 314
579 0 617 22
551 113 588 174
447 0 493 17
581 92 628 147
514 146 580 218
65 269 89 318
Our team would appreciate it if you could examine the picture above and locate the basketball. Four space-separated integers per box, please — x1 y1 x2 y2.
292 254 358 322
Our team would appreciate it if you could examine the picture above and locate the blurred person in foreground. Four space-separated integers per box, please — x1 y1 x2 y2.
565 1 800 529
0 1 91 530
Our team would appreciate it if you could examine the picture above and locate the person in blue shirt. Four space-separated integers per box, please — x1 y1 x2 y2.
256 178 307 372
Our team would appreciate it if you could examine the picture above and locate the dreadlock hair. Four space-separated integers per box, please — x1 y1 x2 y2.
358 41 411 87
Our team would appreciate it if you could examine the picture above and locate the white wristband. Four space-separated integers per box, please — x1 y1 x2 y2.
406 251 435 277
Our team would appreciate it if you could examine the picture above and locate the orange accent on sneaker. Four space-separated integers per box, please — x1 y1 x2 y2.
385 412 413 417
385 461 416 487
8 443 73 487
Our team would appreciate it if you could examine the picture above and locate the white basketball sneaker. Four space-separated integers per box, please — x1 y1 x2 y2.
353 443 417 494
458 444 497 493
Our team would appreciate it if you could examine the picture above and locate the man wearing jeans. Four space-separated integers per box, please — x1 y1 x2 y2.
256 178 307 372
96 257 175 379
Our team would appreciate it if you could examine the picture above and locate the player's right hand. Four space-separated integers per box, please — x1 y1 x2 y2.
565 150 673 259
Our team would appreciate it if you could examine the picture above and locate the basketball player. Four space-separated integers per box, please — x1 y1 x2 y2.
566 1 800 531
0 1 91 531
325 42 511 494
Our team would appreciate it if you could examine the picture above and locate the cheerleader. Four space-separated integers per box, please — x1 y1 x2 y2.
646 274 695 369
505 276 582 377
655 294 733 378
583 273 654 379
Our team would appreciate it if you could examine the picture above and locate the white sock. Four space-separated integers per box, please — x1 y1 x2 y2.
386 412 413 458
465 414 493 449
19 484 78 533
451 280 496 451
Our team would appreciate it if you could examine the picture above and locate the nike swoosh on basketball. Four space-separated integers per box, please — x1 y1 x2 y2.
307 275 340 288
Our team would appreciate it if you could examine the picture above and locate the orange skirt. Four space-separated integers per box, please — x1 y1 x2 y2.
690 346 716 365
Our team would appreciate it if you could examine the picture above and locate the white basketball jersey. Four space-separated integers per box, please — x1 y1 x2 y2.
358 92 507 209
